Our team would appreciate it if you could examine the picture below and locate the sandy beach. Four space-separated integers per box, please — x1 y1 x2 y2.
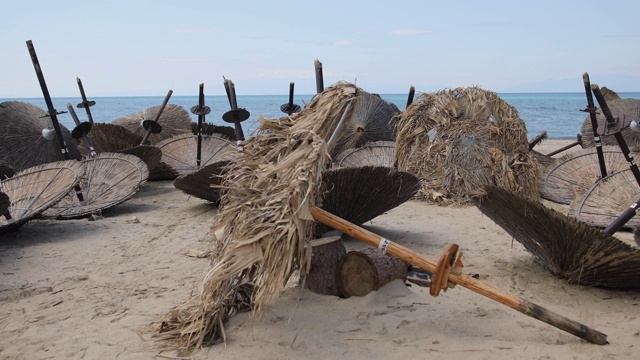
1 139 639 360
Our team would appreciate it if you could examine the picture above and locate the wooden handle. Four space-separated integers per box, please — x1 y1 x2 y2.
310 207 608 345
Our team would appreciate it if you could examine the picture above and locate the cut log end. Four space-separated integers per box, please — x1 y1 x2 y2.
337 247 408 298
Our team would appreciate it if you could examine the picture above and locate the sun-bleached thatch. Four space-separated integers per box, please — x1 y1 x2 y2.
395 86 539 205
474 185 640 288
334 140 395 168
1 160 85 235
112 104 192 144
173 160 230 203
155 133 236 177
580 98 640 149
0 101 82 171
568 169 640 229
148 82 356 351
42 153 148 219
539 146 631 204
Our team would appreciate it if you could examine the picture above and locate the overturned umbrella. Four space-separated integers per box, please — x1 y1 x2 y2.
280 82 301 115
335 140 396 168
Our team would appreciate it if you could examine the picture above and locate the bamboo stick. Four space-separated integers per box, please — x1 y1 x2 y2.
310 206 608 345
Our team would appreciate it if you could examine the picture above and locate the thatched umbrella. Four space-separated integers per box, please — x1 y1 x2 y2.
314 166 420 235
0 161 16 179
580 98 640 149
395 87 540 205
148 82 357 350
173 160 230 203
155 133 236 177
0 192 9 216
112 103 192 144
191 122 237 141
42 153 148 219
474 185 640 288
568 169 640 229
539 146 631 204
0 101 81 171
334 140 395 168
0 160 85 235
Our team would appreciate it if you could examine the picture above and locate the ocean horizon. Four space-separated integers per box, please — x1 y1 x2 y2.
3 92 640 140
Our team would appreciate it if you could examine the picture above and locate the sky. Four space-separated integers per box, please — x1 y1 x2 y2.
2 0 640 98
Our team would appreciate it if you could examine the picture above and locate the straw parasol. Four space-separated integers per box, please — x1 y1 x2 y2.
314 166 420 235
1 160 85 235
112 104 192 144
329 90 400 158
155 133 236 177
580 98 640 149
334 140 396 168
0 101 81 171
173 160 230 203
42 152 148 219
191 122 237 141
0 192 9 216
394 87 540 205
568 169 640 229
474 185 640 288
0 161 16 179
148 82 356 350
539 146 631 204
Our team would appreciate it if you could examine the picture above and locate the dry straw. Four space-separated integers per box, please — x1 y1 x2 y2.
335 140 396 168
148 82 357 351
568 169 640 229
173 160 230 203
580 98 640 149
539 147 630 204
475 185 640 288
0 101 81 171
112 104 192 144
155 133 236 177
0 160 85 234
394 87 539 205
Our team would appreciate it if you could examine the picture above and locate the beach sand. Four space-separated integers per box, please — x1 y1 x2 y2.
1 139 639 359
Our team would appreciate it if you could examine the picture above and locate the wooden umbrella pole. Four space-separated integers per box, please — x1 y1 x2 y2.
140 89 173 145
545 134 582 157
582 73 607 178
310 206 608 345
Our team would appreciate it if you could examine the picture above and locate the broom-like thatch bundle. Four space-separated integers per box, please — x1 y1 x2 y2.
0 101 81 171
580 98 640 149
155 133 236 177
149 82 357 351
395 87 539 204
191 122 237 141
568 169 640 229
42 153 148 219
474 185 640 288
539 146 631 204
112 104 192 144
335 140 396 168
1 160 85 234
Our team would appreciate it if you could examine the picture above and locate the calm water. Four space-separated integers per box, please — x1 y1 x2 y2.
3 92 640 139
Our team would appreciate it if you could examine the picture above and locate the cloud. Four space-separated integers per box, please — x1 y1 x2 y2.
390 28 428 36
333 40 353 46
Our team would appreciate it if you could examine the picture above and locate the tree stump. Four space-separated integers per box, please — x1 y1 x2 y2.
305 235 346 296
337 247 408 298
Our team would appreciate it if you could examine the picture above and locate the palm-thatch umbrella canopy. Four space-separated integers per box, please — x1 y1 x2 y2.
173 160 230 203
0 161 16 179
0 192 9 216
334 140 396 168
315 166 420 235
1 160 85 235
394 86 540 205
474 185 640 288
0 101 81 171
580 98 640 149
568 169 640 229
191 122 237 141
112 104 192 144
42 153 148 219
155 133 236 177
329 90 400 158
539 146 631 204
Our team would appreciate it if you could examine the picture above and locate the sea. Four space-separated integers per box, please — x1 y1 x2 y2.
2 92 640 140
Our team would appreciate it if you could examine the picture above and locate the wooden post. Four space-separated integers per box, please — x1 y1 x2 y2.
305 236 346 296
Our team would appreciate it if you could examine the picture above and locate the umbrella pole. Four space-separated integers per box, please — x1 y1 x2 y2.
314 59 324 94
280 82 301 115
76 77 96 124
406 85 415 109
582 73 607 178
66 103 97 158
310 206 608 345
545 134 582 156
140 90 173 145
222 78 249 152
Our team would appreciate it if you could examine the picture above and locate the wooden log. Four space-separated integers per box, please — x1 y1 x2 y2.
337 247 408 298
305 236 346 296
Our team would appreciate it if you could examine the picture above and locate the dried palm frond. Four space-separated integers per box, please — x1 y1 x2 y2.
149 82 356 351
474 185 640 288
568 169 640 229
112 104 192 144
580 98 640 149
0 101 81 171
156 134 236 177
315 166 420 235
191 122 237 141
539 146 630 204
173 160 231 203
42 153 148 219
0 160 85 235
0 161 16 179
335 141 395 168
